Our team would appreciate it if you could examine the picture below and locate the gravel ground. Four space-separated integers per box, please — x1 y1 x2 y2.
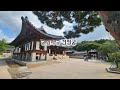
28 58 120 79
0 60 11 79
6 60 61 79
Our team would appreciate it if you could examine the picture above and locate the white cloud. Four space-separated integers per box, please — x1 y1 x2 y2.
0 11 65 37
74 25 115 42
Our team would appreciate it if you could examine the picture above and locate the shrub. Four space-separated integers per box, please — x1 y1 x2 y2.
108 53 116 62
108 52 120 68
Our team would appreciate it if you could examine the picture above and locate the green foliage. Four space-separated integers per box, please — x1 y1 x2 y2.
108 52 120 68
6 45 15 48
73 39 120 67
73 40 100 51
97 40 120 67
0 52 2 55
32 11 101 38
0 39 14 55
82 42 100 51
94 39 111 44
108 52 120 62
73 39 119 53
97 40 119 55
0 39 7 55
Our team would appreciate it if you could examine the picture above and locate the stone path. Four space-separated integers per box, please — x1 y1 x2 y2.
0 60 11 79
29 58 120 79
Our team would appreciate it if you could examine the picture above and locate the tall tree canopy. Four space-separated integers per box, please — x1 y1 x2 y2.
73 39 120 52
0 39 14 55
97 40 119 56
73 41 100 52
33 11 101 38
33 11 120 45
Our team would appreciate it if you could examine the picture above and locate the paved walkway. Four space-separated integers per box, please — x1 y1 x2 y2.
29 58 120 79
0 60 11 79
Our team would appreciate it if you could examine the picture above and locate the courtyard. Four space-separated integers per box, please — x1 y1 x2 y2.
1 58 120 79
28 58 120 79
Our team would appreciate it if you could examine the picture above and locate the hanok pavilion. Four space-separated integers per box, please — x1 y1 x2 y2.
9 16 68 61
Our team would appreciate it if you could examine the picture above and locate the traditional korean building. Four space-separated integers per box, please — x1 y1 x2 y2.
9 16 67 61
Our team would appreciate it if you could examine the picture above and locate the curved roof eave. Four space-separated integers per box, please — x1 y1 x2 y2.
10 16 65 46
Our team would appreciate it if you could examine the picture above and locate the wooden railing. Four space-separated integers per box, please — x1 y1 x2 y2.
31 50 47 54
13 50 47 54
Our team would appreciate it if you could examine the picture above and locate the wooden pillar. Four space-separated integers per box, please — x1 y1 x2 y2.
15 47 17 53
25 44 26 51
49 49 51 54
45 54 47 60
13 47 16 53
22 54 24 60
39 39 41 50
28 42 31 50
36 41 40 50
26 43 28 51
18 48 21 53
39 54 41 60
25 53 28 61
20 54 22 60
33 41 36 50
44 43 47 50
31 41 34 50
63 50 65 55
15 47 18 53
31 53 36 61
44 43 47 60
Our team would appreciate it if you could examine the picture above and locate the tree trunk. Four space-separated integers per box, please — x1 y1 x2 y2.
98 11 120 45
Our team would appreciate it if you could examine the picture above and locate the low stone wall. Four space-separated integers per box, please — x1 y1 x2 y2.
0 57 11 60
69 55 84 59
12 59 27 66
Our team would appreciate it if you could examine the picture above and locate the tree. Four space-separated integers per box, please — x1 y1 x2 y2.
97 40 120 65
73 41 100 52
108 52 120 68
0 39 7 55
94 39 111 44
33 11 120 45
97 41 119 54
98 11 120 45
33 11 101 38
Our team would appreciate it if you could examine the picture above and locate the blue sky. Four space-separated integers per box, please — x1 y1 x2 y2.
0 11 114 43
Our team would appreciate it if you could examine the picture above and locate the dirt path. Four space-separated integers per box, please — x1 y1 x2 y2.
28 59 120 79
